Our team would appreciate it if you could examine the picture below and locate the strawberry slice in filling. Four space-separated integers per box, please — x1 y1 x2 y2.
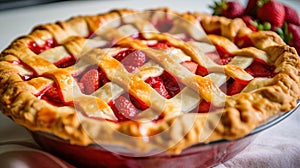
74 66 109 95
145 76 171 99
220 78 250 96
109 95 140 122
114 48 147 73
160 71 183 98
40 84 65 106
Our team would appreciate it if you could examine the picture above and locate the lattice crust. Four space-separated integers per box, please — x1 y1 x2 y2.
0 8 300 153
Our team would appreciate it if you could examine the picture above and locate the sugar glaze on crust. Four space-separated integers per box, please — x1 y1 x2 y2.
0 8 299 154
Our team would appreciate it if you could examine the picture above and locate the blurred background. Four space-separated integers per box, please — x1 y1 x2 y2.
0 0 66 10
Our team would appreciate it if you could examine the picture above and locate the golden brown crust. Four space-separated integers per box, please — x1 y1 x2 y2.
0 8 300 154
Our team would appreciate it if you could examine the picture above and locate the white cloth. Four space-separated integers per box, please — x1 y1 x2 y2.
216 110 300 168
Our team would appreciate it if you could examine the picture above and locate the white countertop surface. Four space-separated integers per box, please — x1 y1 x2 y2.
0 0 300 167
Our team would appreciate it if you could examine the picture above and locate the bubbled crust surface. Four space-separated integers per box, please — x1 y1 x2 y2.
0 8 299 154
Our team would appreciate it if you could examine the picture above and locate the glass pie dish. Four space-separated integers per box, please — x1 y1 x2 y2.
30 103 299 168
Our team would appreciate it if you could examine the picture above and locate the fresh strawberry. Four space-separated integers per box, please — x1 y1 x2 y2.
287 23 300 53
210 0 245 19
283 4 300 26
181 61 198 73
145 76 170 99
160 71 182 98
245 0 259 17
79 69 99 94
257 1 285 29
111 96 139 121
129 95 149 110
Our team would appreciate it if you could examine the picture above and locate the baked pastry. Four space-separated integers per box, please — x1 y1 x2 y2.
0 8 299 154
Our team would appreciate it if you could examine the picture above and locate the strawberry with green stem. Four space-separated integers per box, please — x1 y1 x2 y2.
210 0 245 19
257 0 285 30
245 0 259 17
276 23 300 53
283 4 300 26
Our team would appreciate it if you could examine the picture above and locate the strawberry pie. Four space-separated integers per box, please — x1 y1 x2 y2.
0 8 299 154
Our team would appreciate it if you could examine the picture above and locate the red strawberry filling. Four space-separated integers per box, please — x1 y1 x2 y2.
198 58 275 112
181 61 198 74
40 84 65 106
129 95 149 111
196 65 209 76
234 35 254 48
9 60 37 81
245 59 275 78
220 78 250 96
109 95 140 122
30 35 277 118
202 44 235 66
205 50 232 65
114 49 147 73
148 41 171 49
28 39 59 54
79 69 100 95
220 59 275 96
215 45 234 58
74 66 109 95
197 100 219 113
54 55 77 68
160 71 183 98
145 76 171 99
